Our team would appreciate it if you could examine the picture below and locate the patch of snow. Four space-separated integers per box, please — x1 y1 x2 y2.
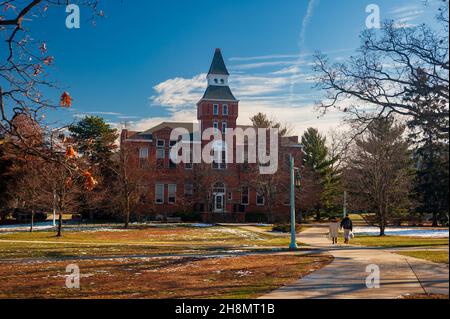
354 227 448 238
190 223 214 228
235 270 252 277
0 221 55 232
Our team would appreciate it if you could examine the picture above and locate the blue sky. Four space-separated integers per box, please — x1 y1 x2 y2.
23 0 442 136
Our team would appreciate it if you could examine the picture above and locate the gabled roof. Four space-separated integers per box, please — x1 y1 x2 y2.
208 48 229 76
202 85 237 101
140 122 194 135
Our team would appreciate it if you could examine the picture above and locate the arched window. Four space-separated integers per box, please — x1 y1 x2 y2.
213 182 226 194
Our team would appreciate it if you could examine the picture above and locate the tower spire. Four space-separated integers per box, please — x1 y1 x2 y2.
208 48 229 76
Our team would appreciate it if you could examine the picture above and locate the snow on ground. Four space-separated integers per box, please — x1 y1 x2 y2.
354 227 449 238
211 227 264 240
0 221 55 232
190 223 214 228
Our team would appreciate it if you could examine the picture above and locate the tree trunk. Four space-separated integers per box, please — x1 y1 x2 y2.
124 193 130 229
30 209 34 233
432 212 438 227
57 212 63 237
315 209 321 221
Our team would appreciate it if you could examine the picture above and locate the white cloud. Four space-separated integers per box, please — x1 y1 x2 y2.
144 64 345 138
390 3 425 28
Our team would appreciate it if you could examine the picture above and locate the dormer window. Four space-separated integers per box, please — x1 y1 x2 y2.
214 78 218 84
213 104 219 115
220 79 224 84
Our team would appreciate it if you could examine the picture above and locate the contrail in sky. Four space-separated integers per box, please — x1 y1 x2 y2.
290 0 320 102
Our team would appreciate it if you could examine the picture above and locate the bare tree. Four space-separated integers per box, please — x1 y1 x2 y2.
344 117 414 236
313 1 449 142
1 1 101 160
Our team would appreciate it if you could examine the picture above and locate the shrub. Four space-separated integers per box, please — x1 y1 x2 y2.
245 212 268 223
172 211 202 222
272 224 302 233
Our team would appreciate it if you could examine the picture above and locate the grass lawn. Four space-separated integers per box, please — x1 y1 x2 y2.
0 225 292 259
0 224 332 298
395 251 449 264
351 235 448 248
0 253 333 299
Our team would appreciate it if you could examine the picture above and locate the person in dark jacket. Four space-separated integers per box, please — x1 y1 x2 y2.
340 214 353 244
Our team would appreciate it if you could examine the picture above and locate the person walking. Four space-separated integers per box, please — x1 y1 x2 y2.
328 217 340 245
340 214 353 244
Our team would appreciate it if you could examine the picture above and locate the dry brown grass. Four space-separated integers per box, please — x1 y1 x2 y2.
0 254 333 299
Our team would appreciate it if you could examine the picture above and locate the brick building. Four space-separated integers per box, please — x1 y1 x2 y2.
120 49 304 223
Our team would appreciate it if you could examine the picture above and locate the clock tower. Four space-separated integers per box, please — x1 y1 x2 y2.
197 49 239 134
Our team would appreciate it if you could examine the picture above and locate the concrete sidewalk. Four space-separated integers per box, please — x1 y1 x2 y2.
261 227 449 299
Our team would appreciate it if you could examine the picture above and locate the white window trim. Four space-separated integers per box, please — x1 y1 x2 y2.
156 148 165 160
156 139 165 148
213 121 219 133
155 184 164 204
168 184 177 204
213 104 219 116
139 147 149 159
256 192 265 206
223 104 228 115
222 122 227 134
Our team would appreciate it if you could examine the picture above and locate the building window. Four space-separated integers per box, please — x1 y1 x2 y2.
223 104 228 115
157 139 165 148
139 147 148 159
156 148 165 160
227 191 233 201
155 184 164 204
213 121 219 133
169 141 177 169
168 184 177 204
256 192 265 206
185 163 193 170
213 150 227 170
241 187 249 205
184 184 194 197
213 104 219 116
222 122 227 134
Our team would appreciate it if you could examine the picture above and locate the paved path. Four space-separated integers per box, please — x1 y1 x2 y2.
261 226 449 299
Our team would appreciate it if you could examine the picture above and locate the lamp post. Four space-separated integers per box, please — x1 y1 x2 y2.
289 154 298 251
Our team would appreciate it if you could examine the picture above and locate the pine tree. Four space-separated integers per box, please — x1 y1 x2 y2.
414 138 449 226
301 128 340 220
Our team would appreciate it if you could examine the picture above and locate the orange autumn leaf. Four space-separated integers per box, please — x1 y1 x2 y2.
65 147 77 159
60 92 72 107
43 56 54 65
83 171 98 191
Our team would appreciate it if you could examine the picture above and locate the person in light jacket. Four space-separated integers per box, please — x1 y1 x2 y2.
340 214 353 244
329 217 340 245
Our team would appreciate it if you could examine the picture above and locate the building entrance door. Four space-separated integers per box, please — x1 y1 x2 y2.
212 182 226 213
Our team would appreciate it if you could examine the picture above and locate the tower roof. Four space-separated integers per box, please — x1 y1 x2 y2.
202 85 236 101
208 48 229 75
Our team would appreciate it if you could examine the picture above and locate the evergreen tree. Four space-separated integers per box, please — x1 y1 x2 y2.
69 116 119 219
301 128 340 219
414 138 449 226
250 112 289 136
69 116 118 167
